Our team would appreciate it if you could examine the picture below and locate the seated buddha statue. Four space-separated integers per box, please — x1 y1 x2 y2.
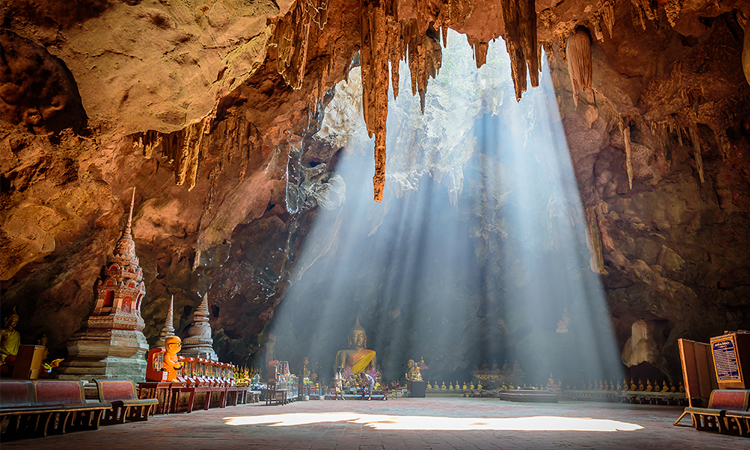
334 318 376 375
1 308 21 364
405 359 422 381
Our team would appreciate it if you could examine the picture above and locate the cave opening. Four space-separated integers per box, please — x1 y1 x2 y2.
268 31 622 389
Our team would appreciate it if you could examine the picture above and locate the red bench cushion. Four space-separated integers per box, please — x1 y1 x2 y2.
0 380 33 408
98 381 136 402
708 390 750 411
33 381 84 405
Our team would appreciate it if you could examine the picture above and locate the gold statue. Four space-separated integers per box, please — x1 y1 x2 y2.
163 336 184 382
1 307 21 364
334 318 376 375
405 359 422 381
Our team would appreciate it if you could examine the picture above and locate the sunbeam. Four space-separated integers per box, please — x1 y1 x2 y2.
224 412 643 432
268 30 622 389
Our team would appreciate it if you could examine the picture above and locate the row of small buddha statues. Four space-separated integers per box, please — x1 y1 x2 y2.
571 378 685 393
427 381 483 390
423 378 685 393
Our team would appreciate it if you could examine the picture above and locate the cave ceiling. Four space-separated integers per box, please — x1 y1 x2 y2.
1 0 750 377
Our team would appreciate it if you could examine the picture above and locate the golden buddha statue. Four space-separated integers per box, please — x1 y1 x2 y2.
334 318 376 375
405 359 423 382
1 308 21 364
163 336 184 382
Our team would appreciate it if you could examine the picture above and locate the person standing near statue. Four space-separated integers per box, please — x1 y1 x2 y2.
360 372 374 400
1 307 21 367
334 318 376 375
333 366 344 400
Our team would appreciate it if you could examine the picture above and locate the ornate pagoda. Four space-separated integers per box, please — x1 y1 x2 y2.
57 189 149 381
180 293 218 360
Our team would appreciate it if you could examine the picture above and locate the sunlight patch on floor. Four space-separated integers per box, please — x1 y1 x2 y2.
224 412 643 432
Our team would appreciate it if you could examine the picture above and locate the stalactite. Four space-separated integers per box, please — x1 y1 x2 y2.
630 0 656 31
501 0 539 101
689 123 705 183
176 119 209 191
271 2 311 90
664 0 683 28
590 12 604 42
714 129 730 160
467 37 488 68
566 28 592 107
602 0 615 38
133 131 162 159
271 0 329 90
360 0 390 202
387 17 403 98
619 119 634 190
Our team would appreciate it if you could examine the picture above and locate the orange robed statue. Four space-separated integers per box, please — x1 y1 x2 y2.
334 318 376 375
164 336 184 381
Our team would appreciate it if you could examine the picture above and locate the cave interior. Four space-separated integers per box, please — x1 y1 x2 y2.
1 0 750 390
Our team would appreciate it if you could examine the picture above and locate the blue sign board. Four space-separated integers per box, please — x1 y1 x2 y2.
712 337 740 381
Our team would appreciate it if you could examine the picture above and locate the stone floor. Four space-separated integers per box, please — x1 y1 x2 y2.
3 397 744 449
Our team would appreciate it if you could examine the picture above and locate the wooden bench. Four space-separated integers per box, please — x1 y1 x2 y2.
225 386 249 406
95 380 158 424
1 379 111 438
265 388 287 405
684 389 750 434
181 386 227 413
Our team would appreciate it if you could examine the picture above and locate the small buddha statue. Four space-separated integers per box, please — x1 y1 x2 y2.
630 378 637 391
163 336 184 382
1 308 21 364
556 308 570 333
547 373 555 389
448 382 453 390
334 318 376 375
441 382 446 390
477 382 482 390
638 379 644 391
405 359 422 382
679 381 684 393
616 381 622 391
670 382 676 393
302 357 311 379
661 380 669 392
427 381 432 390
470 382 474 390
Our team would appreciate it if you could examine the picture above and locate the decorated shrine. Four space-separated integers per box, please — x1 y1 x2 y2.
56 189 149 382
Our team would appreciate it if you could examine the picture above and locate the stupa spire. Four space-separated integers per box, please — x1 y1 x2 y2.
112 188 138 265
180 293 217 361
156 295 176 348
123 187 135 239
